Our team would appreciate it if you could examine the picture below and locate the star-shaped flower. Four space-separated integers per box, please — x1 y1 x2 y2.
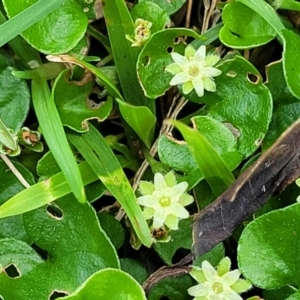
165 45 222 97
188 257 252 300
137 172 194 230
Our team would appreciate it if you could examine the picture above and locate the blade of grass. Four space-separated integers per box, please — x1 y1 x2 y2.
31 74 86 203
0 161 97 218
171 120 235 197
0 10 41 68
46 54 123 101
0 0 67 47
67 124 152 247
102 0 155 111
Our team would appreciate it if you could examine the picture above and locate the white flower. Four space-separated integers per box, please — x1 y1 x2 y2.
165 45 222 97
188 257 252 300
137 172 194 230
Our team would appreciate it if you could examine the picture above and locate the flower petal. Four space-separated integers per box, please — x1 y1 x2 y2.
142 207 155 219
222 269 241 286
182 81 194 94
171 52 189 66
217 257 231 276
231 279 252 294
139 181 155 195
164 171 177 187
169 181 188 198
192 76 204 97
222 290 243 300
202 66 222 77
205 55 220 66
194 46 206 64
178 193 194 206
170 72 190 86
165 63 182 75
154 173 167 191
152 208 168 228
202 260 218 281
165 214 179 230
202 77 216 92
169 202 189 218
190 267 206 283
137 195 158 208
185 44 196 59
187 284 212 297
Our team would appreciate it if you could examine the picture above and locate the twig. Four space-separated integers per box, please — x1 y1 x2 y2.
0 153 30 188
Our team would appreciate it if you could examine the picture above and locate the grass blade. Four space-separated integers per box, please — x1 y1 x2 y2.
67 124 152 247
31 74 86 203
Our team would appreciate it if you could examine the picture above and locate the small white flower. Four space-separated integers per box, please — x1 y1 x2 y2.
137 172 194 230
165 45 222 97
188 257 252 300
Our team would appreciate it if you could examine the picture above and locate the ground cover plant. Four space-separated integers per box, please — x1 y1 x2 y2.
1 0 300 299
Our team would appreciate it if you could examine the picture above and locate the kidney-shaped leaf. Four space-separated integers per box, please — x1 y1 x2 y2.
137 28 204 98
3 0 88 54
220 2 276 49
58 268 147 300
238 203 300 289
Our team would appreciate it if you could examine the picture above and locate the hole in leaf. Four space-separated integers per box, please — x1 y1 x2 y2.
226 70 237 78
229 30 241 38
223 122 240 138
166 46 173 53
4 264 20 278
32 243 49 260
247 72 260 84
49 290 69 300
46 203 63 219
141 55 150 67
173 36 185 45
255 138 262 146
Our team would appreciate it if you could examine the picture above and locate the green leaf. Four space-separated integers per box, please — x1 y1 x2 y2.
37 151 105 203
203 55 273 158
262 103 300 150
265 60 297 107
282 29 300 99
171 120 234 197
0 161 96 219
0 55 30 131
0 0 67 47
102 0 154 110
238 203 300 289
158 117 241 188
139 0 187 15
235 0 284 36
67 124 152 247
97 212 125 250
0 195 119 299
116 98 156 148
58 268 147 300
220 2 276 49
0 160 34 242
137 28 204 98
120 258 148 285
53 69 113 133
131 2 170 32
193 116 242 170
147 274 193 300
154 218 192 265
3 0 88 54
32 74 86 203
47 55 123 101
